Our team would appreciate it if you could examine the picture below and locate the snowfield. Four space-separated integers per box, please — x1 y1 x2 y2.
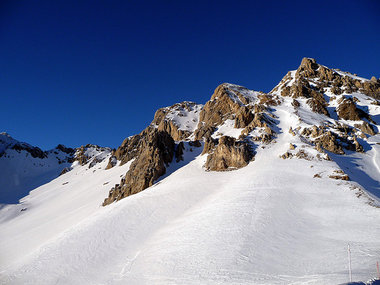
1 98 379 284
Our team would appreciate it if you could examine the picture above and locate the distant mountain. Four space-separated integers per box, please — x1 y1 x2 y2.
1 58 379 284
0 132 110 204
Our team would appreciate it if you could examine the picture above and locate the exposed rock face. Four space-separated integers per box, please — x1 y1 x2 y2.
74 144 107 165
157 120 189 141
204 136 254 171
296 58 380 100
107 102 203 169
306 91 329 116
195 84 256 140
152 102 202 141
301 123 368 154
280 79 329 116
113 135 142 166
329 175 350 180
337 98 364 121
355 122 376 136
103 129 177 205
202 137 218 155
11 144 47 159
56 144 75 155
272 57 380 160
105 155 117 169
175 142 185 162
103 100 209 204
241 113 274 137
73 145 111 171
59 167 71 176
235 106 254 128
296 57 319 78
315 131 345 154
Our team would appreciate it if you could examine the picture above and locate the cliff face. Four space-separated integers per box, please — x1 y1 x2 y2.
102 129 176 205
102 57 380 205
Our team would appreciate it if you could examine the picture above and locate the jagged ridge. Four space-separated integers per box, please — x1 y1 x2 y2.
103 57 380 206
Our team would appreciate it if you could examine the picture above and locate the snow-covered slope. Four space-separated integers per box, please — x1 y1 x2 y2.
0 133 112 205
1 58 379 284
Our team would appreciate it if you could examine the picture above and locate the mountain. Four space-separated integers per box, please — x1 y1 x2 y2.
0 132 73 204
0 58 379 284
0 132 112 204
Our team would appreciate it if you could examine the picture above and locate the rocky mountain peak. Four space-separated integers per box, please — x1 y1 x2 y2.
296 57 320 77
99 58 380 206
0 132 47 159
103 83 279 204
151 101 202 141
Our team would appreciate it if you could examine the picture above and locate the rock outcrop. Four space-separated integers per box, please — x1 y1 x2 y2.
296 58 380 100
315 131 345 154
337 98 364 121
204 136 254 171
74 144 110 166
194 84 257 140
354 122 376 136
152 102 202 141
103 129 176 205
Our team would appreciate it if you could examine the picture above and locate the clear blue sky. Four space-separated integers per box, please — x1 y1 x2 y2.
1 0 379 149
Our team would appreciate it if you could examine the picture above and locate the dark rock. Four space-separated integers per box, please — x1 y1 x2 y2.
105 155 117 170
292 99 300 108
11 144 47 159
189 140 202 147
56 144 75 155
175 142 185 162
103 130 175 206
59 167 71 176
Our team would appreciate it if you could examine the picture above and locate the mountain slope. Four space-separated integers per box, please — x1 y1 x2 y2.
0 133 74 204
0 133 112 204
0 58 379 284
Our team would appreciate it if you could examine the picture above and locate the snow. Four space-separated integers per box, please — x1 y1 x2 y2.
1 96 379 285
212 119 244 139
0 157 133 271
0 148 72 204
334 70 370 82
225 83 261 105
285 70 297 87
164 102 203 133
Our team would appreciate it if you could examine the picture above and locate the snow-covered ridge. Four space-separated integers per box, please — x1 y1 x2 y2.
0 132 46 158
0 133 111 204
157 101 203 133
